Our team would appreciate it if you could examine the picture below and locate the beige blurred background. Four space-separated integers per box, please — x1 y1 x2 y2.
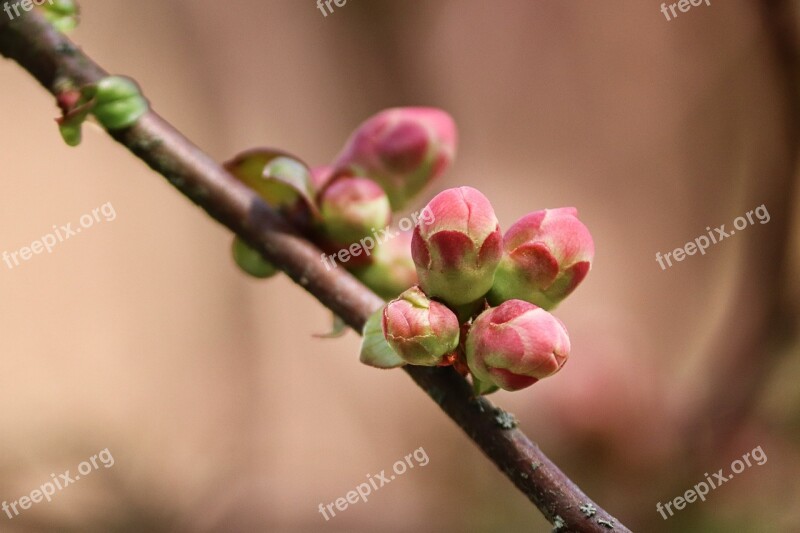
1 0 799 531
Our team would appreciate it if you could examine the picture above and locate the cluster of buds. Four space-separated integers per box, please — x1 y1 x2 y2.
226 108 457 299
363 186 594 394
224 105 594 394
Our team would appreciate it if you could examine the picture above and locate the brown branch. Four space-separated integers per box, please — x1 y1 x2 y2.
0 11 630 532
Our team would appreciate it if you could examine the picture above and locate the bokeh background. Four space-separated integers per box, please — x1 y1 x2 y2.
1 0 799 531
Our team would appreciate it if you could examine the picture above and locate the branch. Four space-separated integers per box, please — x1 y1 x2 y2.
0 11 629 532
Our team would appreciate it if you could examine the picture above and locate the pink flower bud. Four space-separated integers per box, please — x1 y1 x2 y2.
411 187 502 306
351 231 418 299
466 300 570 391
318 177 391 245
382 286 460 366
332 107 457 209
490 207 594 310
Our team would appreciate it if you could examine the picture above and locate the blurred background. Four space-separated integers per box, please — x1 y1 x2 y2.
1 0 799 531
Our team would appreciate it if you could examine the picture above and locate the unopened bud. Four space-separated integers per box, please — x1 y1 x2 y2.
332 107 456 209
382 286 459 366
466 300 570 391
319 177 391 245
490 208 594 309
92 76 149 130
411 187 502 306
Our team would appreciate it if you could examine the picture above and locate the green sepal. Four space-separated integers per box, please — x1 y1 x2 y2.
472 375 500 396
359 306 406 369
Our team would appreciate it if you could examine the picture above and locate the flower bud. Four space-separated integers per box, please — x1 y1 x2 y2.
466 300 570 391
232 237 278 279
411 187 502 306
319 177 391 245
382 286 460 366
40 0 79 32
56 76 148 146
332 107 457 209
351 231 417 299
489 207 594 310
92 76 149 130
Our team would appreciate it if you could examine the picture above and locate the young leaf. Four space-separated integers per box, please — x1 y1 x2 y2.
224 149 319 221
